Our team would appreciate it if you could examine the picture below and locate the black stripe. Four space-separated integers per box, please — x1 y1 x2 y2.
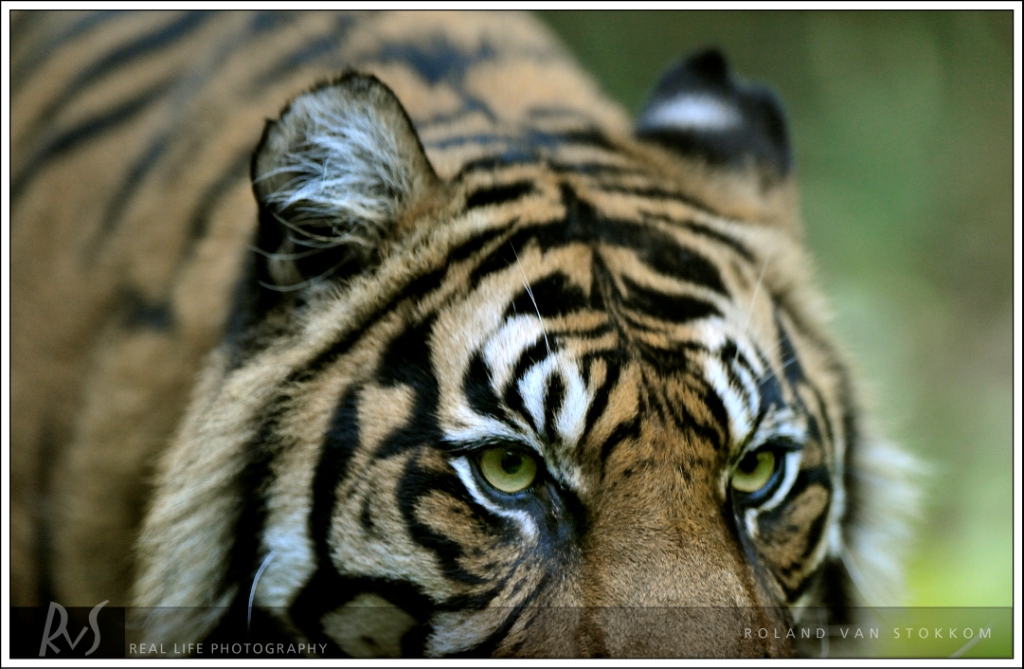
32 12 208 129
807 382 835 448
542 374 566 442
629 338 702 373
287 384 362 656
471 221 729 303
397 457 487 586
560 128 617 151
425 133 519 151
620 275 721 324
452 156 517 180
279 224 512 385
453 156 646 182
684 220 754 261
719 340 757 405
465 181 534 210
582 357 622 440
468 190 728 298
438 585 507 613
640 212 754 261
548 161 648 177
775 313 807 389
96 7 274 255
374 317 444 462
502 338 551 431
698 379 731 450
377 35 498 86
660 377 727 450
120 287 173 331
249 10 299 34
773 311 834 448
447 225 507 263
594 183 717 215
463 351 506 424
757 464 833 560
449 573 552 658
89 133 170 257
186 149 252 247
253 14 355 87
756 367 787 419
294 271 448 382
11 11 123 94
13 79 171 204
359 495 375 533
416 106 492 131
612 228 728 296
469 241 519 291
618 304 691 334
558 180 727 293
504 272 589 321
545 319 615 342
290 575 436 657
221 399 290 612
427 127 613 152
598 418 640 473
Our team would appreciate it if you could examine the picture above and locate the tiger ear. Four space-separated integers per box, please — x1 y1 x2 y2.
635 49 798 229
251 72 440 293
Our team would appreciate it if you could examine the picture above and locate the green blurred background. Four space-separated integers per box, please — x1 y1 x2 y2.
540 11 1014 610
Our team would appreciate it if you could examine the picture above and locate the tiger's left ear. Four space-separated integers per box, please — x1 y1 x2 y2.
251 72 441 293
635 49 799 229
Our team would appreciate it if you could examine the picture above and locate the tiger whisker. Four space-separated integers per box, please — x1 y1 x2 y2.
249 245 333 261
247 550 276 637
258 255 353 292
838 538 883 607
733 254 771 364
510 243 551 354
270 209 348 245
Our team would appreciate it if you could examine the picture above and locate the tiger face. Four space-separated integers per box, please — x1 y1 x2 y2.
133 48 880 657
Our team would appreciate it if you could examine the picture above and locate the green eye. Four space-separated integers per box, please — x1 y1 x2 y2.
731 450 778 494
479 447 538 493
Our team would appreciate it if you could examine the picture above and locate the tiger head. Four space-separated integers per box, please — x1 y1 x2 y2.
134 50 911 657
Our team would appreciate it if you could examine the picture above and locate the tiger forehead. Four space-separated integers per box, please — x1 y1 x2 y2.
412 184 803 472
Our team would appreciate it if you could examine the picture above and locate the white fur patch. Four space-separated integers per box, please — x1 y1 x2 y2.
644 94 742 132
703 354 755 444
554 361 590 447
483 315 548 400
520 358 554 433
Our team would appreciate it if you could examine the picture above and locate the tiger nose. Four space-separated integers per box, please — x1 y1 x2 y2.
572 484 791 656
573 550 791 657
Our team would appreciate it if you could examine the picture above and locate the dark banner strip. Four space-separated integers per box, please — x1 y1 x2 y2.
9 605 1013 659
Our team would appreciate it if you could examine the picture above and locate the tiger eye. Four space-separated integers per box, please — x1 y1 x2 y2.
731 450 777 494
479 447 538 493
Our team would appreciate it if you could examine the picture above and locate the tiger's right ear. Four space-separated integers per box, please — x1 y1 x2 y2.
635 49 799 229
251 72 441 294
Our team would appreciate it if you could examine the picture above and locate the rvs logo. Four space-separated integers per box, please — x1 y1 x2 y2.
38 600 108 656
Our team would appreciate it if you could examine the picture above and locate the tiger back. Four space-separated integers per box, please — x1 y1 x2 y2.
10 11 915 658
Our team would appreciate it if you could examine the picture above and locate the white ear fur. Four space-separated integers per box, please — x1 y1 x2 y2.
252 73 438 289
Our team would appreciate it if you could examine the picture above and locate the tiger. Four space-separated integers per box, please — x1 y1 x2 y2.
9 10 917 658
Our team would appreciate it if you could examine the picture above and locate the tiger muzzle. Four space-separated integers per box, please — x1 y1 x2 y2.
496 483 793 657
